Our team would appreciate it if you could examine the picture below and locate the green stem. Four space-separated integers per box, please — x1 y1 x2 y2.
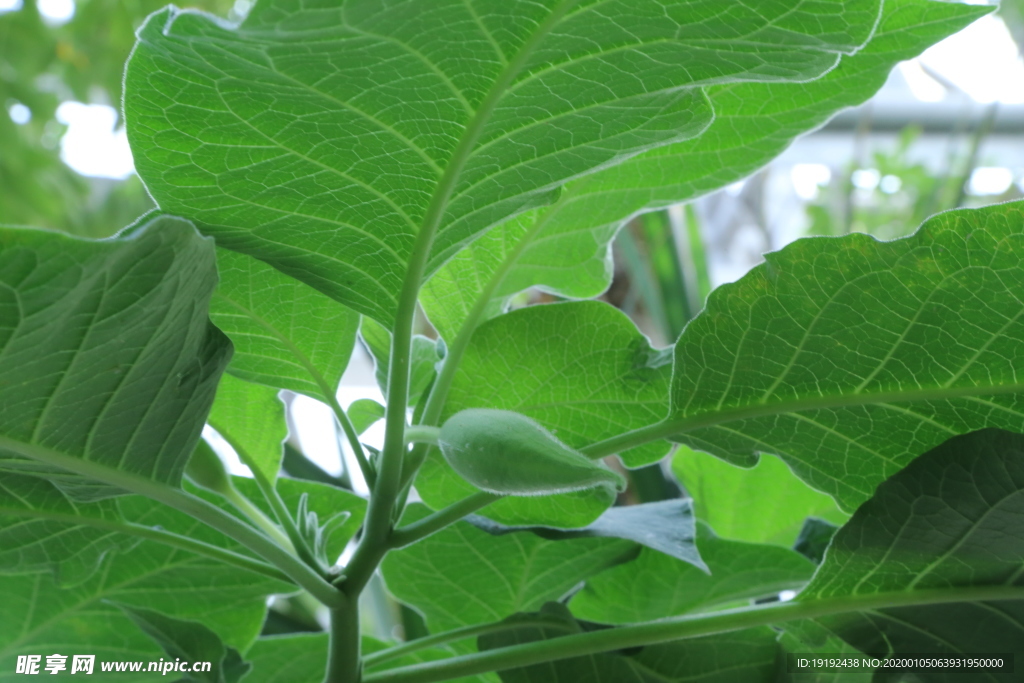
328 392 375 488
403 425 440 446
362 585 1024 683
363 618 560 669
232 442 322 570
343 0 578 600
325 602 362 683
222 478 294 552
0 435 346 609
389 492 498 549
0 508 291 584
580 420 676 459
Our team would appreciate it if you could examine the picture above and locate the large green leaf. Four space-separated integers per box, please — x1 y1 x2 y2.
209 247 359 403
663 201 1024 511
479 602 780 683
0 475 135 586
570 523 813 624
207 374 287 483
124 0 881 323
418 301 669 527
0 217 229 500
0 493 291 683
672 446 847 546
381 505 634 633
420 0 987 341
799 428 1024 679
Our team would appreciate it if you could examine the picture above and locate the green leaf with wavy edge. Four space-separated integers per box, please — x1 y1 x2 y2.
349 398 386 435
798 428 1024 678
672 446 848 547
479 602 781 683
210 247 359 404
659 201 1024 512
207 374 287 483
420 0 985 342
124 0 881 324
116 605 250 683
418 301 669 527
0 490 292 683
0 216 229 501
381 504 635 633
570 523 813 624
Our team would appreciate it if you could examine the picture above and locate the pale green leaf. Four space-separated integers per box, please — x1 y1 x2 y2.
421 0 985 342
799 428 1024 675
361 317 439 407
570 523 813 624
381 504 634 633
467 498 702 567
418 301 669 527
207 374 287 483
349 398 386 435
125 0 880 323
0 217 229 500
665 202 1024 511
210 247 359 403
672 446 847 546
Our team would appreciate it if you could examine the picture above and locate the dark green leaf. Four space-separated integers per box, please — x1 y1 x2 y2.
793 518 839 565
210 247 359 403
672 446 847 546
467 498 702 567
420 0 985 342
666 202 1024 511
571 523 813 624
116 605 250 683
0 216 229 500
419 301 669 527
381 505 634 632
799 428 1024 679
479 602 780 683
124 0 880 323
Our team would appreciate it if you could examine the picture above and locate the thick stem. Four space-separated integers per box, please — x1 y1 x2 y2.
325 602 362 683
363 618 561 669
361 585 1024 683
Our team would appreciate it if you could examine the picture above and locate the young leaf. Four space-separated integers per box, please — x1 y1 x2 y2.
207 375 288 484
124 0 881 323
439 409 625 496
672 446 847 546
381 504 634 633
361 317 440 407
348 398 386 435
209 247 359 404
570 523 814 624
418 301 669 527
116 605 251 683
478 602 780 683
664 201 1024 511
420 0 987 341
799 428 1024 667
0 217 229 500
